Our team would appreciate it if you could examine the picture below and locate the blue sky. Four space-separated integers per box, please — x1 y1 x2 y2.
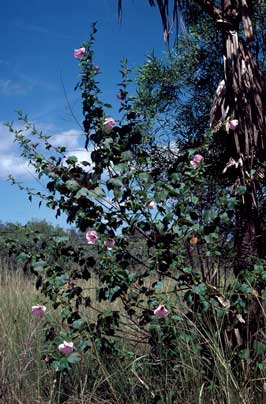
0 0 166 227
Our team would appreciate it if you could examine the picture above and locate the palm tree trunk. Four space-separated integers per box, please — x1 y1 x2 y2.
202 0 265 348
235 191 258 276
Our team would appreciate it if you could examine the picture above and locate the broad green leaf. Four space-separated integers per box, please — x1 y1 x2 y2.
67 352 81 364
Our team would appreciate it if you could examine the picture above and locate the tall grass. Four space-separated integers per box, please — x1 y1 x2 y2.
1 269 265 403
0 269 54 403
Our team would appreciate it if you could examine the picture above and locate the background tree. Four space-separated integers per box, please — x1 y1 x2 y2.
0 220 73 272
119 0 266 346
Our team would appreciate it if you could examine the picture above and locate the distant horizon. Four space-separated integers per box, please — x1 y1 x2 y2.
0 216 76 229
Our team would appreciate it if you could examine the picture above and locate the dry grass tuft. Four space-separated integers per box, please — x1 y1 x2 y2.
0 269 54 404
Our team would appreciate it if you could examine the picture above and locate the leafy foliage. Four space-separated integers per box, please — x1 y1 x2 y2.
3 24 266 399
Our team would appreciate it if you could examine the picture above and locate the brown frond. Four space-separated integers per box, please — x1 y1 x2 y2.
118 0 122 22
240 0 254 41
118 0 181 42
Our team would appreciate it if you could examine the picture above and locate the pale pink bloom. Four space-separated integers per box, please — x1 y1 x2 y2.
116 91 126 100
104 239 115 250
190 154 203 169
153 305 169 318
148 201 155 209
94 65 100 74
58 341 74 356
86 230 99 245
229 119 239 130
32 305 47 316
104 117 115 131
74 47 86 59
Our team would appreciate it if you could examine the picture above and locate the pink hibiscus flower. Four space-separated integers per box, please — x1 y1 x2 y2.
74 47 86 59
153 304 169 318
58 341 74 355
32 305 47 316
86 230 99 245
104 117 116 131
229 119 239 130
116 91 126 100
190 154 203 169
148 201 155 209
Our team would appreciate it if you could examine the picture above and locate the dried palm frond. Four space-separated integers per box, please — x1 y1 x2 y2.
118 0 182 41
210 29 266 163
118 0 266 163
241 0 254 41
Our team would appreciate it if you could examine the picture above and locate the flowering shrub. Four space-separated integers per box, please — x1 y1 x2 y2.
7 25 266 381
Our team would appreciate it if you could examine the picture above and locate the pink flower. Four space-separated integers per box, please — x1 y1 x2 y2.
94 65 100 74
190 154 203 169
86 230 98 245
153 305 169 318
104 117 115 131
32 305 46 316
58 341 74 356
104 239 115 250
229 119 239 130
148 201 155 209
116 91 126 100
74 47 86 59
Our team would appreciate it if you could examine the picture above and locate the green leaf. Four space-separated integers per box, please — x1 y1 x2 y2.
139 172 151 184
254 342 266 355
32 260 46 273
190 195 199 205
155 189 168 202
239 349 250 360
16 252 30 263
67 352 81 364
79 340 90 353
102 137 113 150
108 177 123 188
90 186 106 198
237 186 247 196
75 187 90 199
66 156 78 164
171 315 182 321
121 150 132 161
204 209 217 222
53 236 69 243
108 286 122 302
154 281 163 289
192 283 207 296
220 212 230 224
66 180 80 192
72 319 85 330
113 163 129 174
